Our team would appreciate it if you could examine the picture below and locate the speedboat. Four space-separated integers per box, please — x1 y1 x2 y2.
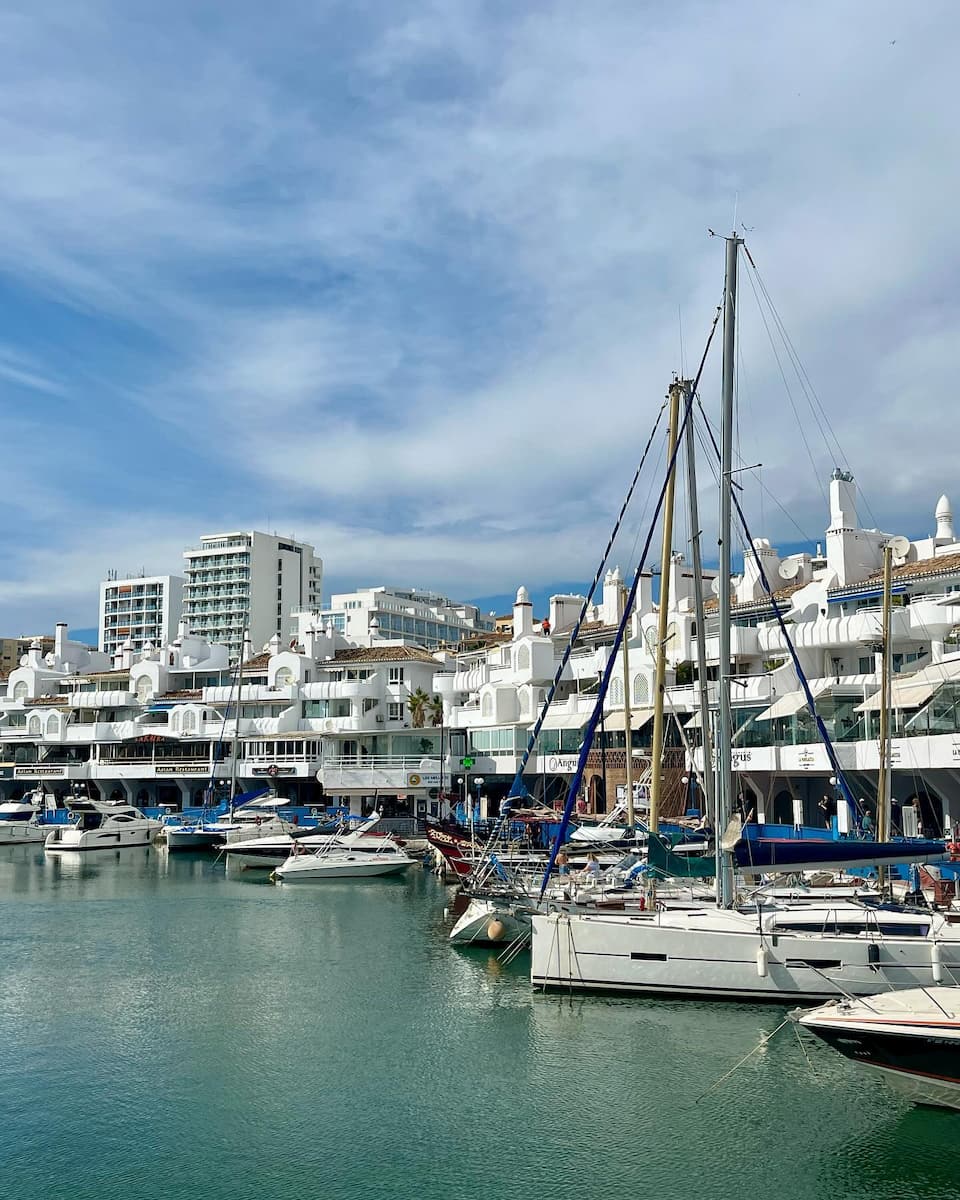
273 844 416 882
223 828 406 869
0 790 60 845
163 788 291 850
272 813 416 882
45 801 162 852
796 986 960 1111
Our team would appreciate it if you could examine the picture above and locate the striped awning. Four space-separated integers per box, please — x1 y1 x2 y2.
855 680 938 712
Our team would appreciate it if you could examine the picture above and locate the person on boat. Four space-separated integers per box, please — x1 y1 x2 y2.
818 795 837 829
860 808 875 838
556 852 570 876
579 853 601 882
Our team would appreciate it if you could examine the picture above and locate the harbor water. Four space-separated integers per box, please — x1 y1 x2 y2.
1 847 957 1200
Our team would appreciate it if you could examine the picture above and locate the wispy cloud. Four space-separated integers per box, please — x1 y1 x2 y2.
1 0 958 633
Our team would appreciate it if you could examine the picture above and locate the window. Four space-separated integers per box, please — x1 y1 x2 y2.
858 656 873 674
388 702 404 721
388 667 405 684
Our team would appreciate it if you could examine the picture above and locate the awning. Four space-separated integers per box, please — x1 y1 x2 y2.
682 710 705 728
600 708 655 731
755 684 827 722
855 679 938 712
530 712 588 730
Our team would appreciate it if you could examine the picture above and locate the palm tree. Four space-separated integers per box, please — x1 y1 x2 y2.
427 695 444 727
407 687 431 728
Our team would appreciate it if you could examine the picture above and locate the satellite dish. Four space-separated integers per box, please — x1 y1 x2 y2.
888 535 910 561
778 558 800 581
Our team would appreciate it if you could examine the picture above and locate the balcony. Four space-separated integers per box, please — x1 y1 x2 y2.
319 755 444 793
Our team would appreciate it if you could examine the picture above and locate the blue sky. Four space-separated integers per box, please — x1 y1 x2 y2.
2 1 959 638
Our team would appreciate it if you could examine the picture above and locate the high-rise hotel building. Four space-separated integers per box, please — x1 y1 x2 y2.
181 532 321 660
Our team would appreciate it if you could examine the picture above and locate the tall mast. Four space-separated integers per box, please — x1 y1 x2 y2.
682 378 715 830
621 586 636 828
228 629 246 815
717 233 741 908
877 541 894 875
648 380 682 833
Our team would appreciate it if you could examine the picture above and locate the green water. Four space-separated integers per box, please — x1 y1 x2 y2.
0 846 956 1200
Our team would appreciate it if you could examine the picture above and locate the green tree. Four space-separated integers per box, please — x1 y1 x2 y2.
427 695 444 727
407 687 431 728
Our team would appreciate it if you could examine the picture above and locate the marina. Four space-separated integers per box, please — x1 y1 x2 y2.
2 846 959 1200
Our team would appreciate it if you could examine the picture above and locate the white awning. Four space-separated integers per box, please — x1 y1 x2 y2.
855 680 938 713
601 708 655 731
682 709 705 728
530 711 588 730
755 685 826 722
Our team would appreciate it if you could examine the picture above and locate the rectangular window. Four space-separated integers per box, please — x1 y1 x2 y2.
388 702 404 721
388 667 405 684
858 656 872 674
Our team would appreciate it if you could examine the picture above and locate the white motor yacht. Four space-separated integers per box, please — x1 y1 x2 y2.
45 801 162 852
0 790 60 845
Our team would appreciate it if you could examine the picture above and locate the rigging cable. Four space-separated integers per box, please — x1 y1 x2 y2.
538 304 724 899
507 397 669 798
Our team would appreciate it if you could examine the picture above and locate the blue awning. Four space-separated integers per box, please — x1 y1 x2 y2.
828 587 908 603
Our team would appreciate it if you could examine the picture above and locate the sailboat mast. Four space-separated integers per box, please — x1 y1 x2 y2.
682 378 716 830
717 233 741 908
877 542 894 844
621 590 636 827
648 379 682 833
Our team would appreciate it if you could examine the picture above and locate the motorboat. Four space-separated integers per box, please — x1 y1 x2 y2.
273 844 416 882
796 986 960 1110
163 788 291 850
0 790 62 845
44 801 162 852
272 813 416 882
222 827 406 870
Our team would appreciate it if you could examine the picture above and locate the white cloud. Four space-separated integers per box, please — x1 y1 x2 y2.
0 1 958 631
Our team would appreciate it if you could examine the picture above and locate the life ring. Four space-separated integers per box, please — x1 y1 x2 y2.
267 765 279 778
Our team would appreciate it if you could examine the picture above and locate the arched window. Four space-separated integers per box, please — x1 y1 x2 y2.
633 674 649 705
481 693 493 718
12 681 28 701
182 710 197 734
519 685 531 716
169 710 181 733
611 678 624 706
136 676 152 703
516 645 530 671
46 714 61 738
274 666 294 687
28 714 42 736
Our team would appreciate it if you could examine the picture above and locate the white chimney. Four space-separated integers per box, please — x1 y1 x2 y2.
936 494 955 543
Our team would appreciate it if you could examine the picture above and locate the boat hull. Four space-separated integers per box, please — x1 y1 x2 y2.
275 855 413 881
0 821 48 845
530 909 960 1001
45 824 161 852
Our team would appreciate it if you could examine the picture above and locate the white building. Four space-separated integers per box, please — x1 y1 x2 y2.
99 573 184 658
314 585 495 648
182 532 322 660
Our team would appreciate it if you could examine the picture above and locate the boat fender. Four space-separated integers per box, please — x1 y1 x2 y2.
756 946 768 978
486 919 506 942
867 943 880 966
932 941 943 984
443 908 449 921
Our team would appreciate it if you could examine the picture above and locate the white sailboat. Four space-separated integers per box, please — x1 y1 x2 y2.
530 234 959 1000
